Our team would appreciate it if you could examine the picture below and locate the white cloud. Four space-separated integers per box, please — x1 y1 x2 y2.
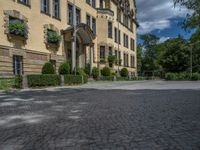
159 36 171 43
136 0 189 34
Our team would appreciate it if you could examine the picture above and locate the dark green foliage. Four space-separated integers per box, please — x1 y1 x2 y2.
64 75 82 85
108 55 116 63
0 78 15 90
76 68 86 76
83 75 88 83
42 62 55 74
192 73 200 80
161 37 189 73
9 19 26 37
92 67 99 78
116 77 129 81
59 61 70 75
100 76 114 81
14 75 23 89
165 72 189 80
27 75 60 87
47 30 60 44
120 68 129 77
84 63 91 75
101 67 111 76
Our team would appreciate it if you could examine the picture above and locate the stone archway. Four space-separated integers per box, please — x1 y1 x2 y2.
62 23 96 73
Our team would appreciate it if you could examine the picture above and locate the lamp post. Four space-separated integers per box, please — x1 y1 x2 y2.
72 0 77 75
190 46 193 80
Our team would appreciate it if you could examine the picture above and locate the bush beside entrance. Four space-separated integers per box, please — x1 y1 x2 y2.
27 74 61 87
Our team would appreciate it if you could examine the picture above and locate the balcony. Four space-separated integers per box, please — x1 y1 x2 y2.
97 8 114 17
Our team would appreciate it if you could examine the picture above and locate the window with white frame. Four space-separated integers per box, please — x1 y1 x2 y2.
41 0 50 14
52 0 60 19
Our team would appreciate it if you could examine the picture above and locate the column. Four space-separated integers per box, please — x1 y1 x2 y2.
90 45 94 76
72 37 76 73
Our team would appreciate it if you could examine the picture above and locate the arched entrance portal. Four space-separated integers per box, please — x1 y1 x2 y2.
62 23 96 73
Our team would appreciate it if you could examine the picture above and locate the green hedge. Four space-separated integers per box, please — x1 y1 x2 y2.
15 75 23 89
64 75 82 85
116 77 129 81
0 78 15 90
83 75 88 83
100 76 115 81
27 74 60 87
165 72 190 81
191 73 200 80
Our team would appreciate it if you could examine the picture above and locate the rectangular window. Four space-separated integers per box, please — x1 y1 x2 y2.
124 34 129 48
109 47 112 56
13 55 23 75
86 0 90 4
76 8 81 25
92 18 96 34
99 0 103 8
108 22 113 38
123 53 126 67
52 0 60 19
68 4 73 25
118 30 121 44
41 0 50 14
18 0 30 6
92 0 96 8
86 15 91 28
131 56 135 68
115 28 118 43
100 46 105 59
130 38 135 50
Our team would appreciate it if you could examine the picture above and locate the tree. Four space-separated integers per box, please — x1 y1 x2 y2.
174 0 200 30
140 34 161 74
137 44 142 75
160 37 190 73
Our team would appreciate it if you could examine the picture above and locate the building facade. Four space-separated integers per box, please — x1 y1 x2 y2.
0 0 137 77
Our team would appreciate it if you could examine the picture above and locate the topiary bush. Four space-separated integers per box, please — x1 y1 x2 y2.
101 67 111 76
92 67 99 79
120 68 129 77
59 61 70 75
27 74 60 87
42 62 55 74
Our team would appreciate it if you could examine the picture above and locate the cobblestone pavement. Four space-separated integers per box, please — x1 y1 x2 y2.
0 89 200 150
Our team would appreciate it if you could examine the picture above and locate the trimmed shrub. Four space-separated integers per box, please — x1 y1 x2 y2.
0 78 15 90
59 61 70 75
27 74 60 87
101 67 111 76
83 75 88 83
116 77 129 81
64 75 82 85
15 75 23 89
165 72 189 80
100 76 114 81
42 62 55 74
76 68 86 76
84 63 91 75
120 68 129 77
192 72 200 81
92 67 99 79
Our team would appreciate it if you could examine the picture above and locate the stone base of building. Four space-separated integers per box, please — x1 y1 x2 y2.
0 45 65 77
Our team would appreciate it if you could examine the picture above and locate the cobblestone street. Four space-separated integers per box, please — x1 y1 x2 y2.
0 88 200 150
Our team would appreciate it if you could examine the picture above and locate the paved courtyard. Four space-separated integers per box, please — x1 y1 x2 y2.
0 81 200 150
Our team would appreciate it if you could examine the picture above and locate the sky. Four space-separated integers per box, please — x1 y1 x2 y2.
136 0 194 43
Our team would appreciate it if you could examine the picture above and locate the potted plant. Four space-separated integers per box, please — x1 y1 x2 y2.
108 55 116 67
9 19 27 37
47 30 61 44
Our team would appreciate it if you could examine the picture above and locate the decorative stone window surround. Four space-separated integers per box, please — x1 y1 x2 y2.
3 10 29 39
43 24 60 49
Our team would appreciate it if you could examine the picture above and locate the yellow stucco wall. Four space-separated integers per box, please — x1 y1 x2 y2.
0 0 137 76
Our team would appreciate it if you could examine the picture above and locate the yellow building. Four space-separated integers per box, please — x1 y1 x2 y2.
0 0 137 77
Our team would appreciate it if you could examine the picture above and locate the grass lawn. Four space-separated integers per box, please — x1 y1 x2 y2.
0 78 15 90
